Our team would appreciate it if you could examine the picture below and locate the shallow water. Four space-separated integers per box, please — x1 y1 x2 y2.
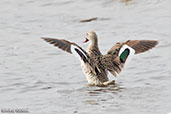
0 0 171 114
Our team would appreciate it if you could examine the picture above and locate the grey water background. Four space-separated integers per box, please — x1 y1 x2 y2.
0 0 171 114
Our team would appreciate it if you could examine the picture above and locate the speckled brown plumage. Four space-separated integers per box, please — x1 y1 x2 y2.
42 31 158 86
42 38 72 54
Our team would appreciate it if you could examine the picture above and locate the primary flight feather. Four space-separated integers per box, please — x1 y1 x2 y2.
42 31 158 86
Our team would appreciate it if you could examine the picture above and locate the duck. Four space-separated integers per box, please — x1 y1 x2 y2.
42 31 158 86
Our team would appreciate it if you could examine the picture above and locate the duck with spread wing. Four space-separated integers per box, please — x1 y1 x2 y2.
42 31 158 86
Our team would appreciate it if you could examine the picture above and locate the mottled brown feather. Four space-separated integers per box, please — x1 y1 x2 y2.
103 40 158 77
42 37 99 78
125 40 158 54
42 33 158 85
42 38 72 54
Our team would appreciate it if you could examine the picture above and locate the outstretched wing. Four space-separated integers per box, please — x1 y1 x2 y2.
103 40 158 77
42 38 72 53
125 40 158 54
42 37 89 63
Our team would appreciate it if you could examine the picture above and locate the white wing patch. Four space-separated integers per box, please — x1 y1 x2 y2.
119 44 135 66
71 45 88 63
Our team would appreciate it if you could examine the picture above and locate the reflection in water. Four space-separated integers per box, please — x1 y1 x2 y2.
0 0 171 113
56 83 125 107
87 84 124 95
83 84 125 105
84 100 99 105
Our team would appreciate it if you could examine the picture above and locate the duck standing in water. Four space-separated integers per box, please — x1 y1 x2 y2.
42 31 158 86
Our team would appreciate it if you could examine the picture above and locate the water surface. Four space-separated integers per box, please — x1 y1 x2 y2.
0 0 171 114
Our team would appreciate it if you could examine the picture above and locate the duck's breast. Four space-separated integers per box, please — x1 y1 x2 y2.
80 62 101 84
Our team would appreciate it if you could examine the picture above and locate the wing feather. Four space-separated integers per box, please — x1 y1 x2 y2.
42 38 72 54
126 40 158 54
42 37 98 75
42 37 90 63
103 40 158 77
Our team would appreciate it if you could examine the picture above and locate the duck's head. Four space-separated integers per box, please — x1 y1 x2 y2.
83 31 98 44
